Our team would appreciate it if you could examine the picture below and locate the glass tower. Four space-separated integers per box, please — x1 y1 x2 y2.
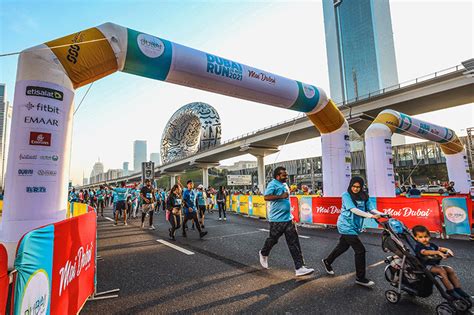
323 0 399 104
133 140 147 172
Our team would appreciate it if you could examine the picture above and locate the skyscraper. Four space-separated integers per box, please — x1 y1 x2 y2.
123 162 129 176
322 0 399 104
90 159 104 178
133 140 147 172
150 153 160 166
0 84 12 189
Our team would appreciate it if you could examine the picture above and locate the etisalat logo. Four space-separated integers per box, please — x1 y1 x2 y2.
26 86 63 101
206 54 243 81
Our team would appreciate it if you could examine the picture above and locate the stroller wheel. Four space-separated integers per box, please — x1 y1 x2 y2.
385 290 401 304
452 298 471 312
436 302 455 315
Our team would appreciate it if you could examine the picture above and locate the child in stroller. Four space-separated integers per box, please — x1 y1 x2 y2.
380 218 472 314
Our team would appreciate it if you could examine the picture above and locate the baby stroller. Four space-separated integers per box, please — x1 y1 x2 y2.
379 218 472 315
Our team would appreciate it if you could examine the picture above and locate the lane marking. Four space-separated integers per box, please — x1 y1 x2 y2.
104 217 114 222
156 239 195 255
258 228 310 239
205 231 261 240
368 260 385 268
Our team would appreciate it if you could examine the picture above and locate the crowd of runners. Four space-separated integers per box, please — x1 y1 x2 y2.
68 179 229 239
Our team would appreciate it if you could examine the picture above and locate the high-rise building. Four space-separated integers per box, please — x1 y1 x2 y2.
90 159 104 178
150 153 160 166
123 162 129 176
0 84 12 189
133 140 147 172
322 0 399 104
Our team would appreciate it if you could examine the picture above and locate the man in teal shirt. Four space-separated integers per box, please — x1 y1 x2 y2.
259 167 314 277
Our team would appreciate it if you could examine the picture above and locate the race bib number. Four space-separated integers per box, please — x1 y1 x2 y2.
146 193 152 198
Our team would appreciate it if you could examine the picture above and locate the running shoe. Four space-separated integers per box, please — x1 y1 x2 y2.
141 222 145 228
218 217 222 221
322 259 334 275
259 251 269 269
295 266 314 277
199 231 208 238
124 222 128 226
149 225 156 230
224 218 227 221
355 278 375 287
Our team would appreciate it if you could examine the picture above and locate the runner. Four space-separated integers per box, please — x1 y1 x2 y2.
69 188 78 203
258 166 314 277
182 180 207 238
167 184 182 240
140 179 156 230
113 181 129 226
216 186 227 221
196 185 207 228
131 183 140 219
96 185 106 216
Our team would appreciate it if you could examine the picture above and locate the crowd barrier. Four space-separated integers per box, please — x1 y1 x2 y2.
228 195 267 219
4 210 97 314
0 244 8 314
227 194 473 237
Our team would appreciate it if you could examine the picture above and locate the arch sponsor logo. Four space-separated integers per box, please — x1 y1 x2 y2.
26 86 63 101
137 34 165 58
445 206 466 224
302 84 316 99
18 169 34 176
24 116 59 127
30 132 51 147
37 169 57 177
20 269 50 315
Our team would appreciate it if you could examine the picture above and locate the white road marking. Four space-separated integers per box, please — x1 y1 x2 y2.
104 217 114 222
156 239 195 255
205 231 261 240
258 228 310 239
368 260 385 268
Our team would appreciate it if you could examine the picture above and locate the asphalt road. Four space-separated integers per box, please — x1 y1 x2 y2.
82 206 474 314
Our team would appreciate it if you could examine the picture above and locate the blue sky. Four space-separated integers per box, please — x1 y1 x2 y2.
1 0 472 185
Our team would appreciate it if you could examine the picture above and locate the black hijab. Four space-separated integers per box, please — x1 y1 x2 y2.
347 176 369 205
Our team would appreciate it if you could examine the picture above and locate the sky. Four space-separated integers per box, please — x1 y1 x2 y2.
0 0 472 185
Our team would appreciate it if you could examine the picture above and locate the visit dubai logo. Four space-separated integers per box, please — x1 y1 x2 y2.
137 33 165 59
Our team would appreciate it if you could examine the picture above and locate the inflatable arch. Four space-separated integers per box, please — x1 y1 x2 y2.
1 22 350 265
365 109 471 197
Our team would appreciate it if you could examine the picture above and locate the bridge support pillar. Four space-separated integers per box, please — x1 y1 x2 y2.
256 155 265 193
239 145 279 193
190 162 220 188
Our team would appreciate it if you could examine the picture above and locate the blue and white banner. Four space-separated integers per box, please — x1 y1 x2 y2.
442 198 471 235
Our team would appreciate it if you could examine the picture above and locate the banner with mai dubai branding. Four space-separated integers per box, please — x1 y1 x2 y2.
13 211 96 315
311 197 342 225
442 198 471 235
122 28 320 113
376 197 442 233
